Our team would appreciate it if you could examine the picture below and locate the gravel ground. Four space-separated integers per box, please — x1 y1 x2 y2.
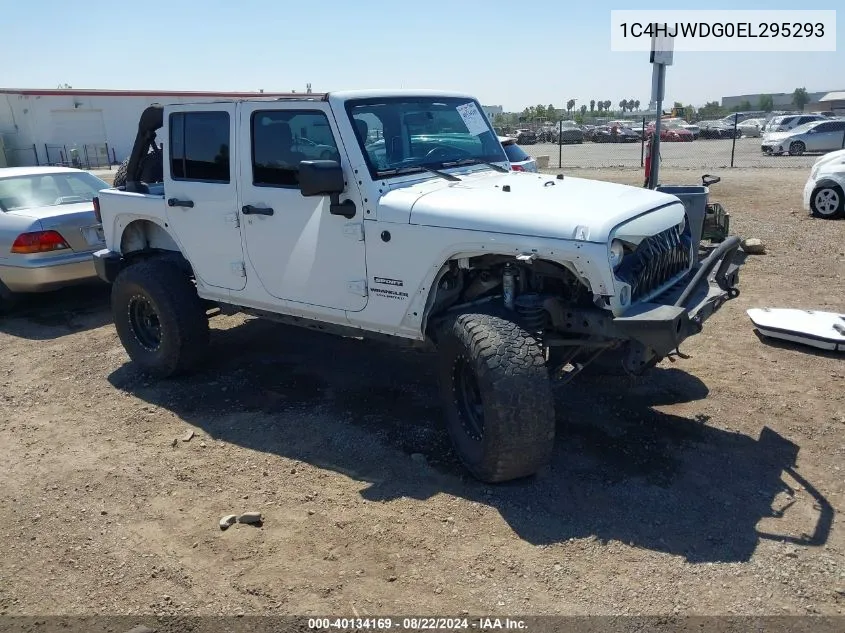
0 167 843 617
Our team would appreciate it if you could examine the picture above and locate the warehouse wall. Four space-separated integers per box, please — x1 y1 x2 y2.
0 92 266 167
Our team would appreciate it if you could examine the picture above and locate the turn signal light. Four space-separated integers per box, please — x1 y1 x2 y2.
11 230 71 254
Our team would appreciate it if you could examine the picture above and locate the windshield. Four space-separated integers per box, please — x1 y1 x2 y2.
0 171 108 212
790 121 822 134
346 97 506 178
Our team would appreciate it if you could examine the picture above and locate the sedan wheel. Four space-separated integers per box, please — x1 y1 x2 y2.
811 185 845 219
788 141 805 156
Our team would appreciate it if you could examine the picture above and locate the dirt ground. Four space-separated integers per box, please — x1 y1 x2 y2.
1 167 843 617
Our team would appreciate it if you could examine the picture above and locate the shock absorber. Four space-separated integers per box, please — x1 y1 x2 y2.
514 293 547 341
502 264 517 310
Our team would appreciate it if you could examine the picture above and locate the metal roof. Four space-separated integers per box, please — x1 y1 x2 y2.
0 88 323 98
819 92 845 102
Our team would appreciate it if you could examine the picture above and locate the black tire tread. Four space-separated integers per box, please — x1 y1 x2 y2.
438 311 555 483
111 259 208 377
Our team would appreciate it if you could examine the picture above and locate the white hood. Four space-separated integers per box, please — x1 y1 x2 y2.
378 170 684 243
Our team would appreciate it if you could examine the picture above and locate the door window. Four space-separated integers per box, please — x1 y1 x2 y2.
251 110 340 188
169 111 231 183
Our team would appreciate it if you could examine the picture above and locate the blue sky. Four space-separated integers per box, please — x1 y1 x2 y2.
4 0 842 111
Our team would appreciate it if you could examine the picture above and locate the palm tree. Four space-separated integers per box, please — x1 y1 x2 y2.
634 99 640 111
589 99 596 113
603 100 611 112
566 99 576 116
619 99 628 113
579 105 587 116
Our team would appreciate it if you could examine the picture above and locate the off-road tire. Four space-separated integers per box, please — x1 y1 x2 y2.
112 151 164 188
810 184 844 219
111 259 208 378
436 311 555 483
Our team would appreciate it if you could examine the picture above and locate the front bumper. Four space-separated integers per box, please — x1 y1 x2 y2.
803 176 815 211
545 237 742 367
0 251 100 293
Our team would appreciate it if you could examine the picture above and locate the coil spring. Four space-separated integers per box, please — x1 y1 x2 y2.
514 293 547 339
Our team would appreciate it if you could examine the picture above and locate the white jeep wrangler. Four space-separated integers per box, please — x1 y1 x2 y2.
93 90 742 483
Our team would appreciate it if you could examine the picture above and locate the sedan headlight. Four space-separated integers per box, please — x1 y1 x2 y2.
609 240 625 269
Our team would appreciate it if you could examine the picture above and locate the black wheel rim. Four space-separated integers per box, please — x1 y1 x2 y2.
453 355 484 441
128 295 161 351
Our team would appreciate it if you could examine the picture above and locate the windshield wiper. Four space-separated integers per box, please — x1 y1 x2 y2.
441 158 509 173
377 165 461 182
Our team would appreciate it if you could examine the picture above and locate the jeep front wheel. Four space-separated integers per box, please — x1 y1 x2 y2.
111 259 209 377
436 312 555 483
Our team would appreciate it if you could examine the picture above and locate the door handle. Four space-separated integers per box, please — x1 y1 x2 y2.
242 205 274 216
167 198 194 208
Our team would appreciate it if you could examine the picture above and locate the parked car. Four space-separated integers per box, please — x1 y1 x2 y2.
736 118 764 137
556 121 583 144
661 118 700 139
764 114 828 134
515 129 537 145
0 166 108 312
762 119 845 156
698 121 738 139
803 148 845 218
499 136 537 172
292 136 340 160
647 122 695 142
592 125 640 143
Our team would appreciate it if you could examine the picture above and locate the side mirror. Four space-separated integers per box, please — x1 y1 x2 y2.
299 160 344 197
298 160 355 219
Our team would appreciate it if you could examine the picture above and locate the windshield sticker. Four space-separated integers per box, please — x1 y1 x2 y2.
456 102 489 137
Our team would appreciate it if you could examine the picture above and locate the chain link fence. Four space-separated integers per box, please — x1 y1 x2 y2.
2 144 39 167
510 117 845 170
44 143 117 169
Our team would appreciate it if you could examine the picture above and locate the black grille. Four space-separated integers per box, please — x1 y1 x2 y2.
615 225 691 302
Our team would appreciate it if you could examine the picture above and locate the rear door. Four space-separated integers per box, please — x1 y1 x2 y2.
163 103 247 291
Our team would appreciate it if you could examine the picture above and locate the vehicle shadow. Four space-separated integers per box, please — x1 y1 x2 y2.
108 317 831 563
0 283 111 340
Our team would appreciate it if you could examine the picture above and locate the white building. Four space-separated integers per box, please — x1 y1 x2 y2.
0 88 304 167
481 104 503 120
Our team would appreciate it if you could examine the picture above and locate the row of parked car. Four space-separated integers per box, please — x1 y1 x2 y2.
505 111 845 148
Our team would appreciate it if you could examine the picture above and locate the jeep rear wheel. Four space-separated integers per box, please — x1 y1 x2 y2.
436 312 555 483
111 259 208 377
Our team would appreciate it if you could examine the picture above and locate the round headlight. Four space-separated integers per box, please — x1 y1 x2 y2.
610 240 625 269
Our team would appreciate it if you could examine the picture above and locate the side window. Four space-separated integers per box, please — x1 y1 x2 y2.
170 111 230 183
251 110 339 188
813 122 833 132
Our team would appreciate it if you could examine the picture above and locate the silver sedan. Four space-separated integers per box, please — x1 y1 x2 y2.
0 167 108 312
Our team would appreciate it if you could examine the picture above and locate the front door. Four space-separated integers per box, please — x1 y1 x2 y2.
238 102 367 312
164 103 246 291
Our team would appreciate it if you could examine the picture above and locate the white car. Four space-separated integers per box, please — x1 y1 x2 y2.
764 114 827 134
93 89 742 483
737 118 764 138
803 148 845 219
498 136 537 172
